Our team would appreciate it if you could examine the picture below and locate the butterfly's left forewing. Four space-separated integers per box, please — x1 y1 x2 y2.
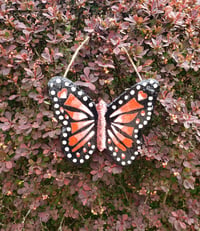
105 79 159 166
48 76 98 164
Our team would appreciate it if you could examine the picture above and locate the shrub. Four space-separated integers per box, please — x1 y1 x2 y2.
0 0 199 230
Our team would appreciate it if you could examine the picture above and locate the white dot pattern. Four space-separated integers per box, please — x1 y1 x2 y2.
71 87 76 92
59 115 64 120
83 96 87 101
73 158 77 163
89 102 93 107
130 90 135 95
67 153 72 158
66 127 71 132
139 124 143 129
63 120 68 125
51 90 56 95
153 83 158 88
148 107 153 111
54 104 59 108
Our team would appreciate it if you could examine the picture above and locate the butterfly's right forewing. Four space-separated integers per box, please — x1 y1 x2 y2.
48 76 98 164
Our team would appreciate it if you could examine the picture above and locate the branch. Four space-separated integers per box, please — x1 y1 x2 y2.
63 36 90 78
22 208 31 230
58 214 65 231
122 46 143 81
22 209 31 224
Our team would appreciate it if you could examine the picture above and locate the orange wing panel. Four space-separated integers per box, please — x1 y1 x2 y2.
114 112 138 123
72 130 95 152
71 120 94 133
64 93 93 116
69 124 94 146
107 129 127 151
111 126 133 148
111 123 134 137
65 110 88 120
110 98 143 118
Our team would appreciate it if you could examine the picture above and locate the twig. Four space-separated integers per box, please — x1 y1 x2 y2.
58 214 65 231
162 190 169 205
0 222 5 227
22 209 31 224
63 36 90 78
22 208 31 230
122 46 143 81
120 184 129 204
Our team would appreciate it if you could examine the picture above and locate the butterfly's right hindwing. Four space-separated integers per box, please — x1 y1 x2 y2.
48 76 98 164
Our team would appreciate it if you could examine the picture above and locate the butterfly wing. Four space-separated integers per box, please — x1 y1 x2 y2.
105 79 159 166
48 76 98 164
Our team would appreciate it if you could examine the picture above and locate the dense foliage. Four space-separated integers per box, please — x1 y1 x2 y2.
0 0 200 230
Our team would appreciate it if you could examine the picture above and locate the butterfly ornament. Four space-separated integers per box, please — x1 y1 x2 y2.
48 76 159 166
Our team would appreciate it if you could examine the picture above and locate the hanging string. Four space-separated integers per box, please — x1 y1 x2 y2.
63 36 90 78
63 37 142 81
122 46 143 81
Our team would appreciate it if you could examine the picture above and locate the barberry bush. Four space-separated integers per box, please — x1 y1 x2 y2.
0 0 199 230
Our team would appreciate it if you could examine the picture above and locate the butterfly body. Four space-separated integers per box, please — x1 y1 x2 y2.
48 76 159 166
96 99 107 152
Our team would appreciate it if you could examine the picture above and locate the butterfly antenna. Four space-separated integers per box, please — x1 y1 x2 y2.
122 46 143 81
63 36 90 78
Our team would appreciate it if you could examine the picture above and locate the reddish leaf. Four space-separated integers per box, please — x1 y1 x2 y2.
83 184 91 191
5 161 13 169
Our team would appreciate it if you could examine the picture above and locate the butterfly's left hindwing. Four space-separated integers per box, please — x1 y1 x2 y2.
105 79 159 166
48 76 98 164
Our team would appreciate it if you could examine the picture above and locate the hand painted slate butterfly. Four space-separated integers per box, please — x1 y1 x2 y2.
48 76 159 166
